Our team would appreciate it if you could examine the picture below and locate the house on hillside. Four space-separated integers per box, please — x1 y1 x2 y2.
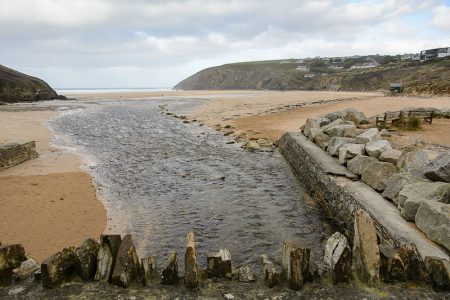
350 61 380 69
329 65 344 70
296 65 309 71
304 74 315 78
420 47 450 61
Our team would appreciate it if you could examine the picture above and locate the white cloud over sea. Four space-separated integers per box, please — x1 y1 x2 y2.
0 0 449 88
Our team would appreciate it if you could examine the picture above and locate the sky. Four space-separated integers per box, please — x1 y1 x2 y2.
0 0 449 88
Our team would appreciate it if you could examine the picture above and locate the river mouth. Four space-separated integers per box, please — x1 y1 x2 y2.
49 98 333 271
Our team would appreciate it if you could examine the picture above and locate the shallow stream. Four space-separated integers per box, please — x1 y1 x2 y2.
50 98 333 271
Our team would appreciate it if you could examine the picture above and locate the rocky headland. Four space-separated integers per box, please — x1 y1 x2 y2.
0 64 66 103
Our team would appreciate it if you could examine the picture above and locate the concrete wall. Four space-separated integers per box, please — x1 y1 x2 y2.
0 141 38 171
278 132 448 261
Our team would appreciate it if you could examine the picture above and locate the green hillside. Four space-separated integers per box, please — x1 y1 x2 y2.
174 56 450 95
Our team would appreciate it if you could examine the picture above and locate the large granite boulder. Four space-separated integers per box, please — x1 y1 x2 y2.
307 128 321 141
323 232 351 283
379 149 402 165
327 137 356 156
347 155 378 176
314 130 331 150
41 247 76 289
352 210 380 286
75 239 100 281
424 256 450 291
322 118 353 131
324 111 345 122
111 234 140 288
397 148 429 175
324 124 357 138
361 161 397 192
0 244 27 286
365 140 392 158
184 232 199 289
382 173 429 202
356 128 381 144
342 108 369 125
161 252 178 285
303 118 320 136
244 141 260 151
338 144 365 165
425 153 450 183
415 201 450 251
396 182 450 209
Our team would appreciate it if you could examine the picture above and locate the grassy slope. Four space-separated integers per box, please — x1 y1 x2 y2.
0 64 58 103
174 57 450 95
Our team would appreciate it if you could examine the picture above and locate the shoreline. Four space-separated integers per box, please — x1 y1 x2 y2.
0 106 107 262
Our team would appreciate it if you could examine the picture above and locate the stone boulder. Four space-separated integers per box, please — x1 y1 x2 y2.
361 161 397 191
321 118 353 131
184 232 199 289
41 247 76 289
398 243 429 282
75 239 100 281
161 252 178 285
307 128 321 141
356 128 381 144
338 144 365 165
324 124 357 138
141 256 158 287
352 210 380 286
397 148 429 175
261 254 278 288
325 111 345 122
424 256 450 291
425 153 450 183
111 234 140 288
365 140 392 158
347 155 378 176
238 265 256 282
379 244 406 282
244 141 260 151
12 258 40 281
342 108 369 125
379 149 402 165
303 118 320 136
382 174 429 202
314 130 331 150
323 232 351 283
327 137 356 156
256 138 273 148
0 244 27 286
396 181 450 209
207 248 232 278
415 201 450 251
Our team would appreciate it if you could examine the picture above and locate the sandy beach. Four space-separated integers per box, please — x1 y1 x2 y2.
1 90 449 262
0 109 106 262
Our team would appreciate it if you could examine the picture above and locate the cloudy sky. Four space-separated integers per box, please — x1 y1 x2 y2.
1 0 449 88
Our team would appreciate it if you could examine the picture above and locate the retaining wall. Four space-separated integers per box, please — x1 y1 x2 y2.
278 132 448 261
0 141 38 171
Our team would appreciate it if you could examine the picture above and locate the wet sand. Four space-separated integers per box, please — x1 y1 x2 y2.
0 109 106 262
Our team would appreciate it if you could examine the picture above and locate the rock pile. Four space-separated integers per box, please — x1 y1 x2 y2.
301 109 450 254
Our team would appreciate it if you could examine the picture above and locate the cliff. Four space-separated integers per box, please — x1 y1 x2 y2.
174 56 450 96
0 64 65 103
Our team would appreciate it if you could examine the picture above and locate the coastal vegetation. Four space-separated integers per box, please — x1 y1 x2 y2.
175 56 450 96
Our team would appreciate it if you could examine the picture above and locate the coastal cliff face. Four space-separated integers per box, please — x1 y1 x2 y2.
0 64 62 103
174 57 450 96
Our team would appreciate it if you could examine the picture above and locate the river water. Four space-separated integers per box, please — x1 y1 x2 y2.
49 98 333 271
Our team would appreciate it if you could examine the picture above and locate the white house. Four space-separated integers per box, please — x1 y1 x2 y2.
296 65 309 71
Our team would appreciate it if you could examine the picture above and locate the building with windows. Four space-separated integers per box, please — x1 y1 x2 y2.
420 47 450 61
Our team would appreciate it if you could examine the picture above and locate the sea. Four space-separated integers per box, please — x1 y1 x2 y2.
55 88 173 94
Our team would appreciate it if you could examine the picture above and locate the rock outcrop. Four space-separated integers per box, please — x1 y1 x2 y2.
415 201 450 251
361 161 396 191
0 64 65 103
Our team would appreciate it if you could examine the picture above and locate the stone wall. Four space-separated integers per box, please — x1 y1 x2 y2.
0 142 38 171
278 132 449 262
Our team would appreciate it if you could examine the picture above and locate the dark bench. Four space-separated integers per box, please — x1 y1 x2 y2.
407 110 434 124
376 111 403 129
